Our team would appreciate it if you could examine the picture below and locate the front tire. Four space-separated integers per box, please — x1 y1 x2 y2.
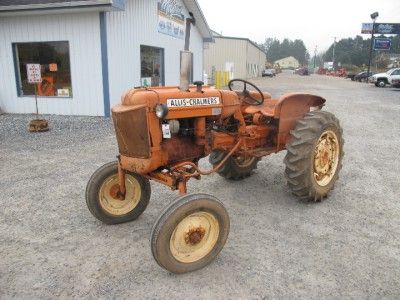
209 150 259 180
85 161 151 224
151 193 230 273
284 111 344 201
377 79 386 87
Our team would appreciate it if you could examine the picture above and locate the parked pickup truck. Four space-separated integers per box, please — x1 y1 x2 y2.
369 68 400 87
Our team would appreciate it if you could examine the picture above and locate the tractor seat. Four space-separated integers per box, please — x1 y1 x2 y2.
244 98 279 117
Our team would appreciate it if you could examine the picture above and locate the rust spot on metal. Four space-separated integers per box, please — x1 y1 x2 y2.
185 227 206 245
109 184 125 201
112 106 150 158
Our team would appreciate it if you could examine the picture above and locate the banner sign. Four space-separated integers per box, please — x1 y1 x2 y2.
362 23 400 34
157 0 185 39
361 23 373 34
374 23 400 34
26 64 41 83
374 38 392 50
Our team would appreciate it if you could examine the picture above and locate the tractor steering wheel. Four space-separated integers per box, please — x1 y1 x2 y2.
228 79 265 105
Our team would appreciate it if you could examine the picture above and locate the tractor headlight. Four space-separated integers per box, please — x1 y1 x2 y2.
155 104 168 119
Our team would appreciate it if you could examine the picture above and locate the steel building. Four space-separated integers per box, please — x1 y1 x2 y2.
203 35 266 83
0 0 212 116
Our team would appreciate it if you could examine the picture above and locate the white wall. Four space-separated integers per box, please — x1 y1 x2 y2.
0 13 104 116
106 0 204 108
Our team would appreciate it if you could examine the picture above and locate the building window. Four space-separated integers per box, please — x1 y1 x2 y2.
13 41 72 97
140 45 164 87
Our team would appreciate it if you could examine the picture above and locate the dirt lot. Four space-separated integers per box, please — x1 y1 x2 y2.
1 72 400 299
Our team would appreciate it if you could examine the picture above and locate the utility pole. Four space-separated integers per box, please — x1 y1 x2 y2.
332 37 337 70
313 46 318 69
367 12 379 76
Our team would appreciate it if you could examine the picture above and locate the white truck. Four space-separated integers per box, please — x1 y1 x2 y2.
369 68 400 87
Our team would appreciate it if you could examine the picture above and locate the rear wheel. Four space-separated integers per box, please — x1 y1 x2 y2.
284 111 344 201
86 161 151 224
151 193 230 273
209 150 259 180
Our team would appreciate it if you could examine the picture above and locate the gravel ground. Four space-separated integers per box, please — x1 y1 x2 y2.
1 72 400 299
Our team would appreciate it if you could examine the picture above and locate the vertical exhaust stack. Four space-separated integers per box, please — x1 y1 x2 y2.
180 12 195 91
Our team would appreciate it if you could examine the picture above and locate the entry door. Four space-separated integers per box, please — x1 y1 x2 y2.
140 45 164 87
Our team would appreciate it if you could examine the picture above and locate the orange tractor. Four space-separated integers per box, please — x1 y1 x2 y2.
86 16 343 273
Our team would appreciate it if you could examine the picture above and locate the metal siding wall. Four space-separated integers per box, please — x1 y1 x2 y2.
0 13 103 116
204 38 247 79
106 0 204 108
246 42 266 78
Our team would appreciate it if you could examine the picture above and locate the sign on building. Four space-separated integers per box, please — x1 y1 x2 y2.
374 38 392 51
157 0 185 39
26 64 41 83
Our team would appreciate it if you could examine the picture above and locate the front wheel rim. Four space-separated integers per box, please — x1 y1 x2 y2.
313 130 340 186
170 212 220 263
99 174 141 215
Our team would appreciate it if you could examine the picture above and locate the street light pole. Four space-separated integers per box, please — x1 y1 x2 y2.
367 12 379 76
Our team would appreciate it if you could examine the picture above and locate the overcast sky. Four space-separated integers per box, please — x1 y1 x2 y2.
197 0 400 54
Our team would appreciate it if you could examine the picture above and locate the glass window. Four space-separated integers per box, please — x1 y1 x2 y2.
13 41 72 97
140 45 164 87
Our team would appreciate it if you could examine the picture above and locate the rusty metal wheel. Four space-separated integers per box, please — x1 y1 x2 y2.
151 194 230 273
313 130 340 187
86 161 150 224
284 111 344 201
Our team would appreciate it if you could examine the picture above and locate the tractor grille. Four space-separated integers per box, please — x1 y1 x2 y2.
112 107 150 158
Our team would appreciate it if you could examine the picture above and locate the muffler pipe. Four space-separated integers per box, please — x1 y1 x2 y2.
179 50 192 91
180 13 195 91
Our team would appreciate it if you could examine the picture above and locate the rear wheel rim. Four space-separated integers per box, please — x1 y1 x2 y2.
170 212 220 263
313 130 340 187
99 174 141 215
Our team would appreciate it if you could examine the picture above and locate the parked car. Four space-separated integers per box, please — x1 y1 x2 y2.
353 71 373 82
346 73 356 80
369 68 400 87
294 67 309 76
262 69 276 77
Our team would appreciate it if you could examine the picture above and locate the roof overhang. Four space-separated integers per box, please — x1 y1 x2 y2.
0 0 124 16
182 0 213 42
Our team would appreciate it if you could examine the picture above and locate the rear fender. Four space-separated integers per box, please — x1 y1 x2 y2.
274 93 325 150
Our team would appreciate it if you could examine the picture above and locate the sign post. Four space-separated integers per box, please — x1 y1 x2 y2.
26 64 49 132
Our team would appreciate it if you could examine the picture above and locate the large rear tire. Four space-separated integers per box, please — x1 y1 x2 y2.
151 193 230 273
209 150 259 180
284 111 344 201
86 161 151 224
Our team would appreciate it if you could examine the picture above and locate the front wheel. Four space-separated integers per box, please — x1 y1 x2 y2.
151 194 230 273
284 111 344 201
377 79 386 88
85 161 151 224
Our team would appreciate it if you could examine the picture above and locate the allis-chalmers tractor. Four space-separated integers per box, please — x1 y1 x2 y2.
86 16 343 274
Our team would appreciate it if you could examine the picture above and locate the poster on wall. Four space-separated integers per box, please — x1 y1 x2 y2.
26 64 42 84
157 0 185 39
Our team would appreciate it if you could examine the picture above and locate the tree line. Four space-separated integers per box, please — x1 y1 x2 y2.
259 35 400 69
321 35 400 69
259 38 310 65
